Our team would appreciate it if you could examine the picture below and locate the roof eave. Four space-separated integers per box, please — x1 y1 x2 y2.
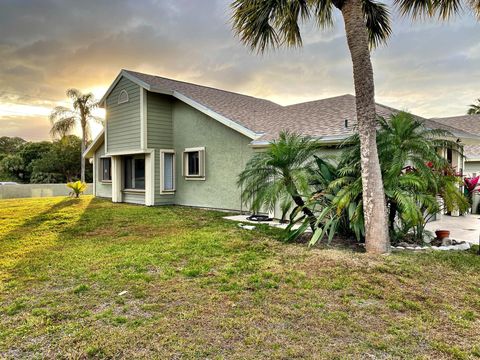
172 91 261 140
83 129 105 158
250 134 349 148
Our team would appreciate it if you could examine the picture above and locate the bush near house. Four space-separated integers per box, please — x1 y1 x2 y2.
0 197 479 358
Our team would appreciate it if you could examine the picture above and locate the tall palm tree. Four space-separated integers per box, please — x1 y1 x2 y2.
238 131 320 231
231 0 479 254
50 89 101 182
468 98 480 115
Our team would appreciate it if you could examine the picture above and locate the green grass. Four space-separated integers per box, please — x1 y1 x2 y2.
1 196 479 359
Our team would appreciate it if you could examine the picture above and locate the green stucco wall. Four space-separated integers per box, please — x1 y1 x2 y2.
106 77 141 153
172 101 254 211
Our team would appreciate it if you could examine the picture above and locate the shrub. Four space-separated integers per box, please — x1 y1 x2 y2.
66 181 88 198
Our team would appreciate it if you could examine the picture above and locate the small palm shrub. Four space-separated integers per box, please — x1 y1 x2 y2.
66 181 87 198
238 131 321 231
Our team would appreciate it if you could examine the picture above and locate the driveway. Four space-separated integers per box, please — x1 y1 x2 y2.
425 214 480 245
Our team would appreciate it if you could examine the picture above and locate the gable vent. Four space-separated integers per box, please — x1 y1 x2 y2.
118 89 129 104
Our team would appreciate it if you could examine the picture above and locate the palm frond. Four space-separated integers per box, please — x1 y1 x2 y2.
50 117 77 139
362 0 392 48
394 0 464 19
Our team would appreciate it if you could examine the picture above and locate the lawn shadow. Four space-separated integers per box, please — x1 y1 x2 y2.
0 197 81 243
0 197 93 286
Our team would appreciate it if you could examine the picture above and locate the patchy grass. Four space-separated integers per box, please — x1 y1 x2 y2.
0 196 479 359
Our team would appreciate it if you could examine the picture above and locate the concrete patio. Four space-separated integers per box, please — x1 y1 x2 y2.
426 214 480 245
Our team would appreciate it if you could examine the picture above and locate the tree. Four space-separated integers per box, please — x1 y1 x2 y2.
231 0 478 253
238 131 320 231
18 141 53 182
31 135 92 183
49 89 101 182
0 136 26 157
0 155 25 181
468 98 480 115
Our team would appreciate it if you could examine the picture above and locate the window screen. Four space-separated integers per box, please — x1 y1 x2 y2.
163 153 174 191
101 158 111 181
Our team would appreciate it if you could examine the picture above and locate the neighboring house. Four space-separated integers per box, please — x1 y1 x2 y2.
432 114 480 177
83 70 480 217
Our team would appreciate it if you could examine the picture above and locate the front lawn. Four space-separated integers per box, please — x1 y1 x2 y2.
0 196 479 359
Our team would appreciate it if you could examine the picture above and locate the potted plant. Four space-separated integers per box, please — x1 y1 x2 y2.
435 229 450 240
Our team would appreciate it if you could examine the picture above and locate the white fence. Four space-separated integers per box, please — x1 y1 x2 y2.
0 183 93 200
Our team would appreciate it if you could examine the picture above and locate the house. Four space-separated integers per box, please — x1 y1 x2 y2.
432 114 480 177
83 70 480 217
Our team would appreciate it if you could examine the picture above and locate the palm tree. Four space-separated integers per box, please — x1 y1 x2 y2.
238 131 320 231
468 98 480 115
308 112 468 245
50 89 101 182
231 0 478 254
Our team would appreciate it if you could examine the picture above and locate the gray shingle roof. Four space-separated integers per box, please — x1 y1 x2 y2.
123 70 479 144
432 114 480 159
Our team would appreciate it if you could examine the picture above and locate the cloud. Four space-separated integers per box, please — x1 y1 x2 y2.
0 0 479 140
1 115 51 141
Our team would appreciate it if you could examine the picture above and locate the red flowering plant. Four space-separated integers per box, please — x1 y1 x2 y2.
464 175 480 199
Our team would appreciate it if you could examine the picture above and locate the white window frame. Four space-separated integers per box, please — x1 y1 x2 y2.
118 89 129 104
183 147 205 180
123 155 146 192
100 156 112 183
160 149 176 193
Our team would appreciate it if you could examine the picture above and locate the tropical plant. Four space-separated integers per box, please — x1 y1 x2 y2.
464 176 479 196
463 175 479 208
468 98 480 115
306 112 469 245
238 131 320 230
50 89 101 182
66 181 88 198
231 0 479 253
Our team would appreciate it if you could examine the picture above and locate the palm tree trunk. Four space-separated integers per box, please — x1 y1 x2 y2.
340 0 390 253
80 121 86 183
284 174 317 231
291 194 317 232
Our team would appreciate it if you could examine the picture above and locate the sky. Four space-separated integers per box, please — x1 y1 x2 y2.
0 0 479 141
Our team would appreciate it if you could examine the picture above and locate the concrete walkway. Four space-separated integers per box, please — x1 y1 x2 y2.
223 215 311 232
425 214 480 245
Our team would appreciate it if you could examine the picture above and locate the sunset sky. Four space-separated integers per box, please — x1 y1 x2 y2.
1 0 479 141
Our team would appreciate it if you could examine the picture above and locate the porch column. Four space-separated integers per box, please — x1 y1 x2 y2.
91 157 96 196
111 156 123 203
145 151 155 206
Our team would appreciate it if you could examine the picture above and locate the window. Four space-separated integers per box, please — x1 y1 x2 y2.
160 150 175 193
118 89 129 104
101 157 111 182
124 155 145 190
183 147 205 179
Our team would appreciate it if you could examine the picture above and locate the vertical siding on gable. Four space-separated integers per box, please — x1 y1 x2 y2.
146 92 175 205
106 77 141 152
94 142 112 198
